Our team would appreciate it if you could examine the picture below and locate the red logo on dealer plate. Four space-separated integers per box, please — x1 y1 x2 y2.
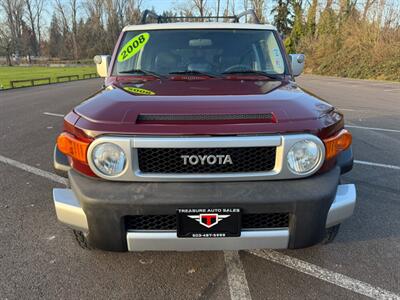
188 214 230 228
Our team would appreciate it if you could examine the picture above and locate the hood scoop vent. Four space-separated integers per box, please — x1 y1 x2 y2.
136 113 277 124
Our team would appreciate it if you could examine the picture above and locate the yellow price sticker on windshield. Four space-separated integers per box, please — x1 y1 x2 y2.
123 86 155 95
118 33 150 62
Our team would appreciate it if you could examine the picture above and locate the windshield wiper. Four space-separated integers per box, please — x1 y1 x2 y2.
169 70 217 78
222 70 283 80
118 69 162 79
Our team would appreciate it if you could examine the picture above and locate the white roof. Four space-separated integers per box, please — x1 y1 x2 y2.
123 22 276 32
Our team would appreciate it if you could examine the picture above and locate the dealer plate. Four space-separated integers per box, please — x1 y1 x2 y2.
177 208 241 238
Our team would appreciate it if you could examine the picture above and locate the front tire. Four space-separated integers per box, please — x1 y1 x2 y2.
321 224 341 244
72 230 92 250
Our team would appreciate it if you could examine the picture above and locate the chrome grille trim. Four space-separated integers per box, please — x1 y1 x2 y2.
133 135 281 148
86 134 325 182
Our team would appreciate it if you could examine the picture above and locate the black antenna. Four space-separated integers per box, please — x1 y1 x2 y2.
140 10 161 24
140 9 261 25
236 9 260 24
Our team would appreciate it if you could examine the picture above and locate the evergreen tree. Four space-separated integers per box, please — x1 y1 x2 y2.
271 0 292 37
284 1 304 53
48 14 63 58
317 1 337 36
305 0 318 36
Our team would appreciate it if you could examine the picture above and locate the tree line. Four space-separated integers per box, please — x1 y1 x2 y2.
0 0 144 63
285 0 400 80
1 0 399 80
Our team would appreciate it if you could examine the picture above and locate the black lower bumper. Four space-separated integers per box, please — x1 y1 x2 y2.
68 166 341 251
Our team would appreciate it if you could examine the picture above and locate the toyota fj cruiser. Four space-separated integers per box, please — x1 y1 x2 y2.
53 10 356 251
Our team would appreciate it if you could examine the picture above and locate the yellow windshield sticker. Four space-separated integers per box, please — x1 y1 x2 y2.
118 33 150 62
123 86 155 95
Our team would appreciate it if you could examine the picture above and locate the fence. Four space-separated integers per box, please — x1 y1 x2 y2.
6 73 99 89
10 77 51 88
56 74 80 82
83 73 97 79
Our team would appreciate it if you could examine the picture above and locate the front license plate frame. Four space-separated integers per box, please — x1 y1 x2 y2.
177 208 241 238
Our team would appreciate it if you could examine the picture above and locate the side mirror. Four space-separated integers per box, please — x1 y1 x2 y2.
94 55 111 78
289 54 305 77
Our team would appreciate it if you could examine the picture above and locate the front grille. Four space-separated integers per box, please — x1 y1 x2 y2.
242 213 289 229
125 213 289 230
137 147 276 173
126 215 177 230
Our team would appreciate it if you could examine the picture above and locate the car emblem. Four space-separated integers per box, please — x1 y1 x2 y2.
181 154 233 166
188 214 230 228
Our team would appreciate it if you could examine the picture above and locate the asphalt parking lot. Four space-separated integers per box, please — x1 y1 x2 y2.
0 75 399 299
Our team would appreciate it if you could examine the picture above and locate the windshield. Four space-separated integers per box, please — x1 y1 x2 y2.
112 29 286 77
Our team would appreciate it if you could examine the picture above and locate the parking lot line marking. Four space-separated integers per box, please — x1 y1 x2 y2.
384 89 400 92
354 160 400 171
2 153 399 300
248 250 400 300
224 251 252 300
0 154 251 300
0 154 68 186
337 108 356 112
43 112 64 117
346 125 400 134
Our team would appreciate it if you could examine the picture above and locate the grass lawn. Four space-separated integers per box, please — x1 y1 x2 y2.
0 66 97 89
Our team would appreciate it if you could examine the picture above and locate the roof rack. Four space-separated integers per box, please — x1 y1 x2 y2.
140 9 260 25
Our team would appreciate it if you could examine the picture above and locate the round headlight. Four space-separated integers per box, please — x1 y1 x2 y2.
287 140 322 175
92 143 126 176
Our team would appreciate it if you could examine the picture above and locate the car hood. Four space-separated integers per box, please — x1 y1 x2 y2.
74 79 341 138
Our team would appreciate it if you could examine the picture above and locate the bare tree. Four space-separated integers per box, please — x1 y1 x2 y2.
24 0 44 55
84 0 104 25
0 25 13 65
174 0 208 21
35 0 45 54
216 0 221 20
125 0 144 25
243 0 249 22
54 0 79 59
222 0 229 20
191 0 209 20
70 0 78 58
105 0 122 30
338 0 358 20
362 0 376 19
251 0 266 23
25 0 38 55
229 0 235 15
324 0 333 9
0 0 25 57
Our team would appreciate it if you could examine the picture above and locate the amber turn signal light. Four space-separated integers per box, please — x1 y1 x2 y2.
57 132 90 163
323 129 352 160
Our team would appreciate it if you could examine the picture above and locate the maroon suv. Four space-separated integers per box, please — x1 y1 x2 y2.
53 13 356 251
